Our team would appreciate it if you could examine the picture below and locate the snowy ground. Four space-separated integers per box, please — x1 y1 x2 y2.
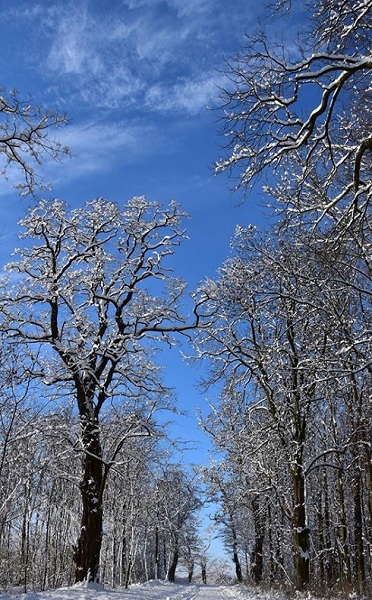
0 580 293 600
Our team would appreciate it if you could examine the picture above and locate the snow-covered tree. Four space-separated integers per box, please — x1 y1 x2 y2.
209 4 371 589
0 196 197 583
0 88 69 195
156 467 201 583
216 0 371 234
195 223 371 589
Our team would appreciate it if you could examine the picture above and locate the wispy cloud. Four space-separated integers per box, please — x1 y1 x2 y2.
4 0 254 115
46 118 162 183
145 73 224 115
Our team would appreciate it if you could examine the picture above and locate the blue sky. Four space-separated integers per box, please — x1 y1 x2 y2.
0 0 299 555
0 0 277 280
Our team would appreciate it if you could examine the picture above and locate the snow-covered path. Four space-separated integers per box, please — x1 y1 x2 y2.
111 581 235 599
0 581 251 600
148 582 237 599
177 583 237 598
0 580 289 600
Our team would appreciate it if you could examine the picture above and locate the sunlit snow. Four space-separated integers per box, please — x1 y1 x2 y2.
0 581 335 600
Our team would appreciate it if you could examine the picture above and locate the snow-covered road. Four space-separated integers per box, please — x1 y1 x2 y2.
117 581 233 599
150 582 237 599
0 579 287 600
183 584 231 598
181 583 241 598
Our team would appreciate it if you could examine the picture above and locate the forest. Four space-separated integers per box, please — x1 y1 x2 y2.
0 0 371 595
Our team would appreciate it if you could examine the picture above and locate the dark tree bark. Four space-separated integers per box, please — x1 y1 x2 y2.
336 467 351 583
353 468 365 588
201 561 207 584
167 546 179 582
73 416 103 583
231 521 243 583
187 561 194 583
250 495 264 584
154 525 160 579
292 463 310 590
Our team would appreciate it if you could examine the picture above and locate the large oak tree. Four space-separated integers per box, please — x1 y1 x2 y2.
0 196 197 582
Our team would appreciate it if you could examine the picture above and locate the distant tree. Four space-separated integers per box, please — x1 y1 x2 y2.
0 196 197 583
207 557 233 585
202 456 246 584
0 88 69 195
158 467 201 582
179 517 200 583
0 338 81 591
0 343 41 590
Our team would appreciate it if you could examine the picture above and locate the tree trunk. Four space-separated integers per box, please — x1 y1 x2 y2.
316 486 325 585
250 495 264 584
336 466 350 583
111 536 117 587
201 561 207 584
353 468 365 588
73 417 103 583
167 547 179 582
292 464 309 590
364 443 372 573
251 535 264 584
124 554 132 589
154 525 160 579
230 520 243 583
21 496 30 593
188 561 194 582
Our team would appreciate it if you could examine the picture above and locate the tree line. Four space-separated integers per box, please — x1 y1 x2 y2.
194 0 371 592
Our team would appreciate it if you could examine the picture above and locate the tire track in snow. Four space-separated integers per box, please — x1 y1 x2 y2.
163 584 199 599
171 584 238 599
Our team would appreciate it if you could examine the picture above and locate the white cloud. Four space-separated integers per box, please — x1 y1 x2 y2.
0 116 164 198
44 3 189 75
42 4 189 109
145 72 224 114
122 0 214 18
4 0 257 116
165 0 213 17
46 4 101 75
45 119 162 184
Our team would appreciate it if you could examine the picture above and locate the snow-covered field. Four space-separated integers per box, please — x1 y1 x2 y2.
0 581 293 600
